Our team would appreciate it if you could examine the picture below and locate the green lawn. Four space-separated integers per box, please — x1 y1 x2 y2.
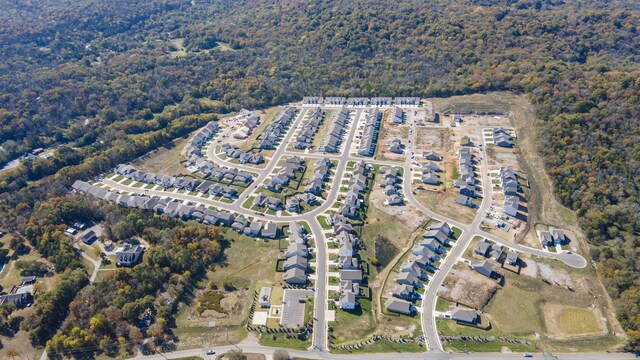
259 332 311 351
451 226 462 241
486 286 543 336
113 174 124 182
436 297 453 312
436 318 538 353
121 178 133 185
317 215 331 230
131 181 143 188
331 339 425 354
330 298 376 345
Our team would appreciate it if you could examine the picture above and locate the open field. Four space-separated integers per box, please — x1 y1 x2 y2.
542 303 606 339
134 136 191 176
173 227 284 348
415 190 475 224
437 249 623 353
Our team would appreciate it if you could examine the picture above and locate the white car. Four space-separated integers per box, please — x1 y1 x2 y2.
206 349 216 355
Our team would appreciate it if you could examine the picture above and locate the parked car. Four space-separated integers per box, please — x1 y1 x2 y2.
206 349 216 355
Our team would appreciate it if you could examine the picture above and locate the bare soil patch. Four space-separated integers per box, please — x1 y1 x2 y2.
440 269 499 309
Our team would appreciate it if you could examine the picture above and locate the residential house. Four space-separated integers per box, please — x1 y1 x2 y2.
284 268 307 285
283 256 308 271
386 298 414 315
116 243 144 267
450 307 478 324
262 221 277 238
340 292 357 310
472 238 491 256
471 261 497 278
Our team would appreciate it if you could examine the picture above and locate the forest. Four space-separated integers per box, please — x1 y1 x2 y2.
0 0 638 353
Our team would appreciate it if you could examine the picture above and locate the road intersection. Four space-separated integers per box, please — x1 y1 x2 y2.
98 104 597 359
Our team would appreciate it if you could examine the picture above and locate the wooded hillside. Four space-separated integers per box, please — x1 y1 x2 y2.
0 0 638 351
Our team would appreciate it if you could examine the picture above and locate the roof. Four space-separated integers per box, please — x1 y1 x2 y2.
339 269 363 282
386 298 412 314
451 307 478 323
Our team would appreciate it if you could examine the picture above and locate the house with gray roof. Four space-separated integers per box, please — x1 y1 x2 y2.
284 268 307 285
450 307 478 324
284 255 308 271
340 269 363 283
474 238 491 257
116 243 144 267
471 260 497 278
394 271 420 287
340 292 357 310
244 221 264 237
262 221 277 238
386 298 414 315
390 284 416 301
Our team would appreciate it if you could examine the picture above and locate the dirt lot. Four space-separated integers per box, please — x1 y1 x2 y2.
415 189 476 224
439 266 499 310
134 136 191 176
375 109 409 162
368 183 429 234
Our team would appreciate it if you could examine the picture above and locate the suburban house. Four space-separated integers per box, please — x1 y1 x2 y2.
450 307 479 325
394 271 420 287
390 107 404 124
474 238 491 257
550 229 566 245
284 268 307 285
390 284 416 300
471 260 497 278
340 292 357 310
115 243 144 267
423 151 442 161
79 230 97 244
262 221 277 238
506 249 519 266
283 255 308 271
539 230 554 247
386 298 414 315
340 269 363 283
0 292 33 307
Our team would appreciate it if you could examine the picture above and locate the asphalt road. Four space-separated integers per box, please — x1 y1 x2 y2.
132 342 637 360
95 105 593 358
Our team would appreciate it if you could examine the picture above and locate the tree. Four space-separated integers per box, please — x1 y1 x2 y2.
273 349 290 360
225 349 246 360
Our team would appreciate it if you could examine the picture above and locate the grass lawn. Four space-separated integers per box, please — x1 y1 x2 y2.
259 332 311 351
131 181 143 188
451 226 462 241
317 215 331 230
436 318 538 353
330 298 375 345
121 178 133 185
554 306 601 335
486 285 543 336
415 190 476 225
331 339 425 354
144 183 155 189
436 297 453 312
113 174 124 182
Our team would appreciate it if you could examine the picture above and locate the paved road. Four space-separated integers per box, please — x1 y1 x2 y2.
131 342 637 360
99 105 590 356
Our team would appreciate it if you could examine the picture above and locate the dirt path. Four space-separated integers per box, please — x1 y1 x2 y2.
374 220 429 322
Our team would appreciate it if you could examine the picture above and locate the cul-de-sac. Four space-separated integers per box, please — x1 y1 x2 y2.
53 95 620 359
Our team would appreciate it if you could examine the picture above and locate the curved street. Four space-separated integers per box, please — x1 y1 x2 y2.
96 104 593 359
